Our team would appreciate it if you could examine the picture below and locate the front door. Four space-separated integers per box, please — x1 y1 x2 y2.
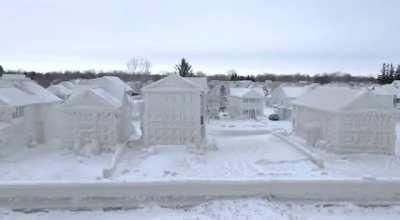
249 110 256 119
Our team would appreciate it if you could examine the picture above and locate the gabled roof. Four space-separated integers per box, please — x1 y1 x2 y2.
0 81 61 106
18 81 61 104
60 81 75 89
47 84 72 99
281 86 310 98
230 88 264 98
142 74 201 92
91 76 132 101
0 88 35 106
372 85 400 97
292 86 388 111
63 88 121 108
185 77 208 92
94 76 132 92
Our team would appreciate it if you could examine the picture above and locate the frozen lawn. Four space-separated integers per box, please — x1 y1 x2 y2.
113 133 319 180
0 145 111 182
1 118 400 181
318 151 400 179
1 199 399 220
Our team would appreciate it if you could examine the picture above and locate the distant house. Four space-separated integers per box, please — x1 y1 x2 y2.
268 85 311 107
206 80 230 118
227 88 264 119
292 86 398 154
49 76 133 150
0 74 62 148
141 74 206 146
229 80 254 88
371 84 400 108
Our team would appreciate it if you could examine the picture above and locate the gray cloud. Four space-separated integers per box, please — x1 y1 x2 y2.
0 0 399 75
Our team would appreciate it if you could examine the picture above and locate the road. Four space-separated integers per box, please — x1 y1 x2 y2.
1 179 400 209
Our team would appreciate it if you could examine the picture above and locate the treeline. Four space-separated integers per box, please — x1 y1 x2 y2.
1 69 376 88
3 70 164 87
214 71 375 84
377 63 400 84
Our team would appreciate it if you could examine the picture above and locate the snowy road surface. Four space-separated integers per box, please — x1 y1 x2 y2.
1 199 400 220
1 179 400 209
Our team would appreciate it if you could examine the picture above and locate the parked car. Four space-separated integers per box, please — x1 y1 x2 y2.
219 111 230 119
268 113 279 121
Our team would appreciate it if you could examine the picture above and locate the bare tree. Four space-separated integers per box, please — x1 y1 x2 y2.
127 57 152 74
142 59 152 74
127 58 140 74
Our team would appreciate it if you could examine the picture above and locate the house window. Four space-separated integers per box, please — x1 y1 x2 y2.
13 106 24 118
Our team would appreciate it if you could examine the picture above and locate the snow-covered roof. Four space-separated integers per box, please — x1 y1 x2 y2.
185 77 208 92
0 88 35 106
47 84 73 99
95 76 132 92
57 76 132 105
64 87 122 108
91 76 132 101
292 86 392 111
229 80 254 88
90 88 122 108
142 74 201 92
0 81 61 106
1 74 27 80
281 86 310 98
372 85 400 97
60 81 75 90
230 88 264 98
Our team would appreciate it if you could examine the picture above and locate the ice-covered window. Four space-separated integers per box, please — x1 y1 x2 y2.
12 106 24 118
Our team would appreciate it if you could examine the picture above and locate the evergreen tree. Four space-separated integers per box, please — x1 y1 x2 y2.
395 64 400 80
228 69 238 81
389 63 395 82
0 65 3 77
175 58 193 77
378 63 387 84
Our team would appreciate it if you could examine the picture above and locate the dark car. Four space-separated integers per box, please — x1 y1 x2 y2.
268 113 279 121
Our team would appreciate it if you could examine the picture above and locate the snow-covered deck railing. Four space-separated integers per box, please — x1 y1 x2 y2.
1 179 400 208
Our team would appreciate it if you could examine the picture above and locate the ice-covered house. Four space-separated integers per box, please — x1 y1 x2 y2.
227 88 264 119
229 80 254 88
372 84 400 108
0 74 62 148
206 80 230 118
292 86 398 154
268 85 310 107
141 74 206 146
49 76 133 150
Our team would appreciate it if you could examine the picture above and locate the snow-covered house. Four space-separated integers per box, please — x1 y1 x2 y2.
141 74 206 146
268 85 311 107
48 76 133 150
207 80 230 118
52 88 132 150
292 86 398 154
227 88 264 119
0 74 62 148
229 80 254 88
371 84 400 108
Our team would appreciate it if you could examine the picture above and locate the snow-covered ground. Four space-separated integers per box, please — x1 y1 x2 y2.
113 132 319 180
1 199 400 220
1 107 400 181
0 144 111 181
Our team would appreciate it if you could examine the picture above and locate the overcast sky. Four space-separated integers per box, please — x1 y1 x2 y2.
1 0 399 75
